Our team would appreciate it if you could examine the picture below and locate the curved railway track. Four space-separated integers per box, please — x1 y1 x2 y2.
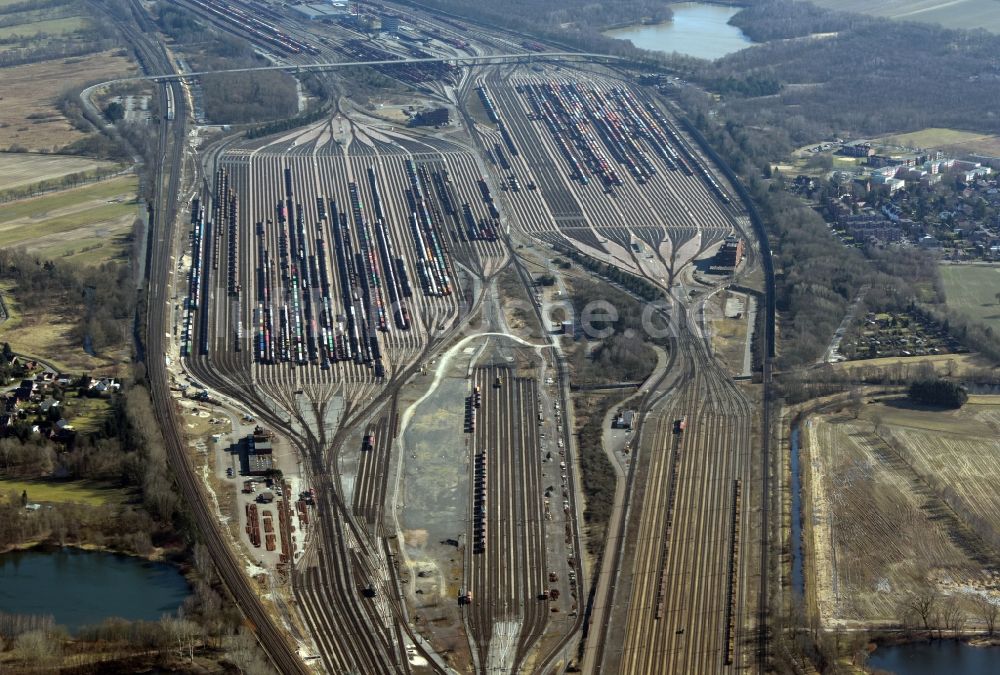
141 0 770 659
119 0 312 669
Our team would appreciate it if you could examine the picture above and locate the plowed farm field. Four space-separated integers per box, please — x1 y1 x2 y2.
804 398 1000 628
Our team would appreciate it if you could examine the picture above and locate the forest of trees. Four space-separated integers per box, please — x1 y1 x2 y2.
684 0 1000 141
564 275 659 555
411 0 672 33
154 2 302 124
200 71 298 124
909 378 969 408
680 109 875 367
398 0 676 60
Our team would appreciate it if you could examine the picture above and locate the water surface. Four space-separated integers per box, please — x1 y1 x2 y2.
868 640 1000 675
604 2 753 60
0 547 189 632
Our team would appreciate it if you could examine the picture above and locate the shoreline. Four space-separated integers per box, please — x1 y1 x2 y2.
602 0 748 32
871 633 1000 649
0 539 187 568
602 18 670 32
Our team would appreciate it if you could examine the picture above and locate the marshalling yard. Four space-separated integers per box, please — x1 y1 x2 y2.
138 0 771 672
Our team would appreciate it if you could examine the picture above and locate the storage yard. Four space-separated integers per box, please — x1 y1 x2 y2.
472 73 736 276
463 364 577 673
184 121 510 399
149 0 766 671
174 66 759 670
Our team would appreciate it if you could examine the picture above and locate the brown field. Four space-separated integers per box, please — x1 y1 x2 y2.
831 352 996 378
0 50 138 151
708 289 751 376
806 0 1000 33
875 127 1000 157
0 152 117 191
805 400 1000 628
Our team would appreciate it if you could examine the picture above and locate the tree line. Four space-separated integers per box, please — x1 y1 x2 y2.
553 242 662 302
0 163 126 204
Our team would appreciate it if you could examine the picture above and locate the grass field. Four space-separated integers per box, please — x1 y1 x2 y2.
0 152 116 193
0 152 118 192
940 263 1000 333
65 394 112 433
0 174 137 265
806 0 1000 33
875 127 1000 156
0 478 124 506
0 49 138 151
0 15 88 39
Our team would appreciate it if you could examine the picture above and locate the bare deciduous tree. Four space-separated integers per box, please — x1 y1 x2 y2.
902 591 938 631
849 388 863 419
15 629 61 667
227 626 273 675
872 412 887 441
939 596 966 636
973 595 999 635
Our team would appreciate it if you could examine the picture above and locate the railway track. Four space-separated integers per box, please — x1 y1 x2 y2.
607 329 753 674
116 0 312 669
464 366 549 672
184 113 508 671
131 0 774 661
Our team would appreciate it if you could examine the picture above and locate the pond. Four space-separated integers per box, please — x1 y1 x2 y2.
0 547 190 632
604 2 754 61
868 640 1000 674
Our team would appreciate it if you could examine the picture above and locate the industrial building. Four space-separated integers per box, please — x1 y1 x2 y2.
238 428 275 475
614 410 636 430
289 3 349 21
715 236 744 268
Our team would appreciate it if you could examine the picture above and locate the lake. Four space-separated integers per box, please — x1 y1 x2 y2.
868 640 1000 674
604 2 753 61
0 547 190 632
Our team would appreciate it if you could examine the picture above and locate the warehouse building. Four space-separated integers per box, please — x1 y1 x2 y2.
237 428 275 475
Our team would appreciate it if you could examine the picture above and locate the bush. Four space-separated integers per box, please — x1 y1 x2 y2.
103 101 125 123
